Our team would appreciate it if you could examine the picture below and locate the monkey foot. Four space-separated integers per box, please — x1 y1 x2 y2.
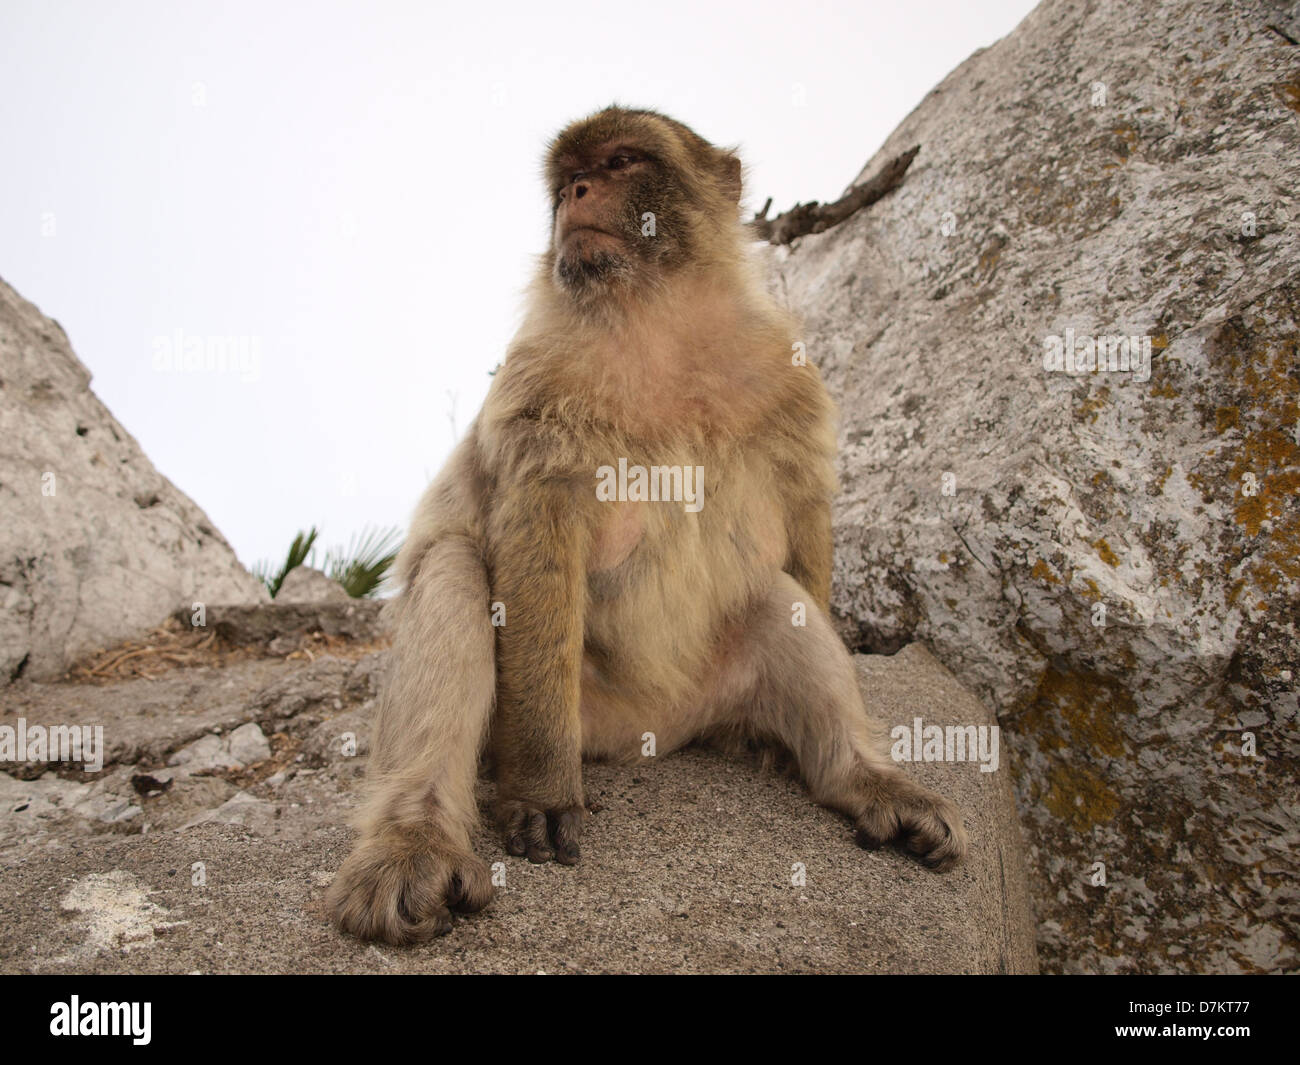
852 775 968 873
326 829 494 945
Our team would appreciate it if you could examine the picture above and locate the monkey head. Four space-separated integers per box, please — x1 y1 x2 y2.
543 106 744 300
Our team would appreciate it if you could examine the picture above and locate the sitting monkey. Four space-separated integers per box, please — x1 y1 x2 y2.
327 107 967 944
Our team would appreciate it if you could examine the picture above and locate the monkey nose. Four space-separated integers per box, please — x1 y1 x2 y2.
571 181 589 200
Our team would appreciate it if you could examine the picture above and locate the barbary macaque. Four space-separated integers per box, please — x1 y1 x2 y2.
327 107 967 944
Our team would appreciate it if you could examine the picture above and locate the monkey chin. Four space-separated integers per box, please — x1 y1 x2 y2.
554 245 634 298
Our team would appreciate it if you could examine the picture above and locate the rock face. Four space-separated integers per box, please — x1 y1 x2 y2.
777 0 1300 972
276 566 350 603
0 277 266 682
0 643 1037 974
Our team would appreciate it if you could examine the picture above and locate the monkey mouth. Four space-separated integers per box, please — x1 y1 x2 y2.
561 225 618 244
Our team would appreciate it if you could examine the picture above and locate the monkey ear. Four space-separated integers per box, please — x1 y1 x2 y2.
717 151 743 203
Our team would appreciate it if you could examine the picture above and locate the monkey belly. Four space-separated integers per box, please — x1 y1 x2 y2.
579 491 789 760
578 646 722 761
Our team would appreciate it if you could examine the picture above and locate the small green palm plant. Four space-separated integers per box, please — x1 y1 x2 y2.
253 524 401 599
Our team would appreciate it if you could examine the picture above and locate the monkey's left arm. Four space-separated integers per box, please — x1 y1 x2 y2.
486 470 591 863
774 365 838 615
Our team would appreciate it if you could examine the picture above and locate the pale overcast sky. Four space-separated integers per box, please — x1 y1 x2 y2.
0 0 1038 572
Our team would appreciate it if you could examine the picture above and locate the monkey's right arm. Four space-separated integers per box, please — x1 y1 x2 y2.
326 436 498 944
487 472 591 865
772 362 838 615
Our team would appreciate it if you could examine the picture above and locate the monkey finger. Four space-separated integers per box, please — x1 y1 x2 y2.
549 807 585 865
522 809 556 863
503 805 531 857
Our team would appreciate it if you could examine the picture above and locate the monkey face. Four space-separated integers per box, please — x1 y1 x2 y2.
544 108 743 301
550 142 662 293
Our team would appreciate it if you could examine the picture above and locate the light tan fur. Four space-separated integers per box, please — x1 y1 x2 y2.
327 107 966 945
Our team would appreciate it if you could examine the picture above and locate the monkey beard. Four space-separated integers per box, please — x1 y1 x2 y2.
551 188 691 303
554 246 635 297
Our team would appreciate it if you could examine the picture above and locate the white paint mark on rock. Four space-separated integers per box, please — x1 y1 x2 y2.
57 870 185 960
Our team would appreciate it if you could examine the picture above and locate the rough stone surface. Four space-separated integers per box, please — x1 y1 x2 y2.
191 599 386 655
167 723 271 775
776 0 1300 972
0 644 1036 974
276 566 350 604
0 277 267 683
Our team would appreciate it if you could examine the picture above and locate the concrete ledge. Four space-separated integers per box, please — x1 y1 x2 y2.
174 600 387 651
0 643 1036 973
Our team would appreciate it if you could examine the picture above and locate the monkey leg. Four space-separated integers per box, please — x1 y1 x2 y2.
713 573 968 871
327 535 497 944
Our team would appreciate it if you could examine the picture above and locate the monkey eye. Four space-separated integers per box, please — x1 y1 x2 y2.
606 153 635 171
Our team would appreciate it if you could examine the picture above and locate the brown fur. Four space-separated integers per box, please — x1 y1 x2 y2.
326 106 967 945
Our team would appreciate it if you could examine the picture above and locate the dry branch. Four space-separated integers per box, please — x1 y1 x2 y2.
752 145 920 245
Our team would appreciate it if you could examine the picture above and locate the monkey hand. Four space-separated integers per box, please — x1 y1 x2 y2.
326 825 495 945
498 799 588 865
853 774 968 873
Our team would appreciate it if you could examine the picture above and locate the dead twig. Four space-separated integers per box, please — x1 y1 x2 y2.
752 145 920 245
68 613 389 685
86 645 158 676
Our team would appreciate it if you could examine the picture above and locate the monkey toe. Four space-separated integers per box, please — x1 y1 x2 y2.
902 798 968 872
393 895 455 943
446 858 495 913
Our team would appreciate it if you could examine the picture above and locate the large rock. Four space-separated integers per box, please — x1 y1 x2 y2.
0 278 266 682
276 566 350 603
776 0 1300 972
0 644 1037 974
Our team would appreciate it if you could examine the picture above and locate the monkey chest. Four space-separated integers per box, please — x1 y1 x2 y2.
589 500 647 573
586 473 787 580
